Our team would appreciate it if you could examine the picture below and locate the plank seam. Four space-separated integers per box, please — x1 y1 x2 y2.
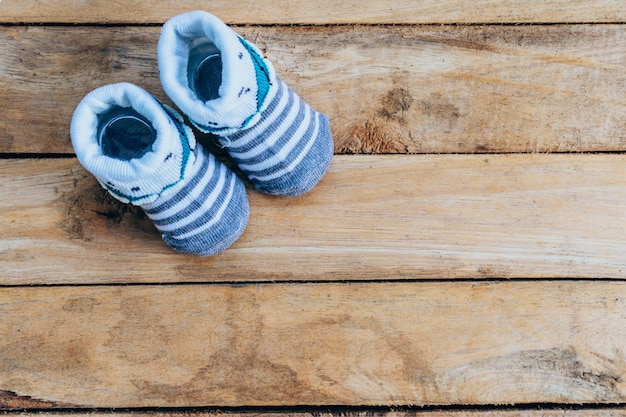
2 403 626 414
1 277 625 289
1 22 625 27
0 153 75 160
3 151 626 160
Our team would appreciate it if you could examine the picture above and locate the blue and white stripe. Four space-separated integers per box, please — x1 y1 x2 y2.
142 145 249 256
223 77 334 196
71 82 249 256
158 11 333 197
158 11 273 136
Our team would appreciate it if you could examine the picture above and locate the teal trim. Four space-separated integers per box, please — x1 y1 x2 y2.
104 182 139 203
106 103 191 204
161 104 191 182
238 37 271 116
193 38 272 134
192 120 236 134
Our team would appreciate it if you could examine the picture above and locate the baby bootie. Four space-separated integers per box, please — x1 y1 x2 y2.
70 82 249 256
157 10 334 197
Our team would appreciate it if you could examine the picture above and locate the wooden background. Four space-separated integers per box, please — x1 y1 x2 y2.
1 1 626 416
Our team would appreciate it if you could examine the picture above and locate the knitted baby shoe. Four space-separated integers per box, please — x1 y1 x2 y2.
70 82 249 256
157 10 334 197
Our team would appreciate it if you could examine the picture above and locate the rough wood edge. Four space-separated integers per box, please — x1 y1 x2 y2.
2 1 626 24
4 409 626 416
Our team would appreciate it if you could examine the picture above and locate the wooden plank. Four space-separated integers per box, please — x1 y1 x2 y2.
2 154 626 285
1 0 625 24
1 25 625 154
7 412 626 417
1 281 625 407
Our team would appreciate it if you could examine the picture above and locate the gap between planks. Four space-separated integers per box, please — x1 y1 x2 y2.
4 410 626 416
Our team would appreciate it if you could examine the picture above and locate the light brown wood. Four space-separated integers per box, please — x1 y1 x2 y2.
2 154 626 285
8 412 626 417
1 282 625 407
3 2 626 414
1 0 625 24
1 25 625 154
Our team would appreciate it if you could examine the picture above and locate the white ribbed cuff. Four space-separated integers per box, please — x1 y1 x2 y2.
70 83 196 205
158 10 276 135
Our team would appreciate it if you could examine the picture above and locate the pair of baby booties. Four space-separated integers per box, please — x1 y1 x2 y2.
70 11 334 256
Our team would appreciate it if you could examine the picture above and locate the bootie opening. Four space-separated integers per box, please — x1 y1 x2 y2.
187 39 222 102
158 11 334 197
71 83 196 205
158 10 275 134
97 105 157 160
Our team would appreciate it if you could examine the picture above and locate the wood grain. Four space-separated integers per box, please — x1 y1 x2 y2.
1 0 625 24
3 1 625 415
1 25 625 154
1 282 625 407
8 412 626 417
0 281 626 408
2 154 626 285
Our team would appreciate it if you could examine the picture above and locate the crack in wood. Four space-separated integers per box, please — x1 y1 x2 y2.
0 390 71 409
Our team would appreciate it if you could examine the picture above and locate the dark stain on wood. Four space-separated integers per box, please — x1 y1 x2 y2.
0 390 69 410
343 120 410 154
0 128 15 152
340 85 419 154
379 87 414 123
58 170 157 241
455 347 624 402
419 93 460 125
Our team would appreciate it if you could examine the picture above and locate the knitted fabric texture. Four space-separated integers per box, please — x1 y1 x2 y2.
158 10 334 196
71 82 249 256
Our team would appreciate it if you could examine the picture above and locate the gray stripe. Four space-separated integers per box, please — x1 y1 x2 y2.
250 113 333 196
151 162 226 228
234 93 307 169
226 84 296 155
249 106 318 180
143 147 210 215
227 78 286 143
164 173 236 238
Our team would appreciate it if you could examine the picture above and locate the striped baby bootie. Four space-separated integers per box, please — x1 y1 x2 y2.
158 10 334 197
70 82 249 256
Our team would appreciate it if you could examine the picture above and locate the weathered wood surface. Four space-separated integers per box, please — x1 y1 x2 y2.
2 154 626 285
2 0 626 413
1 282 625 407
7 412 626 417
2 0 625 24
1 25 625 154
7 413 626 417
